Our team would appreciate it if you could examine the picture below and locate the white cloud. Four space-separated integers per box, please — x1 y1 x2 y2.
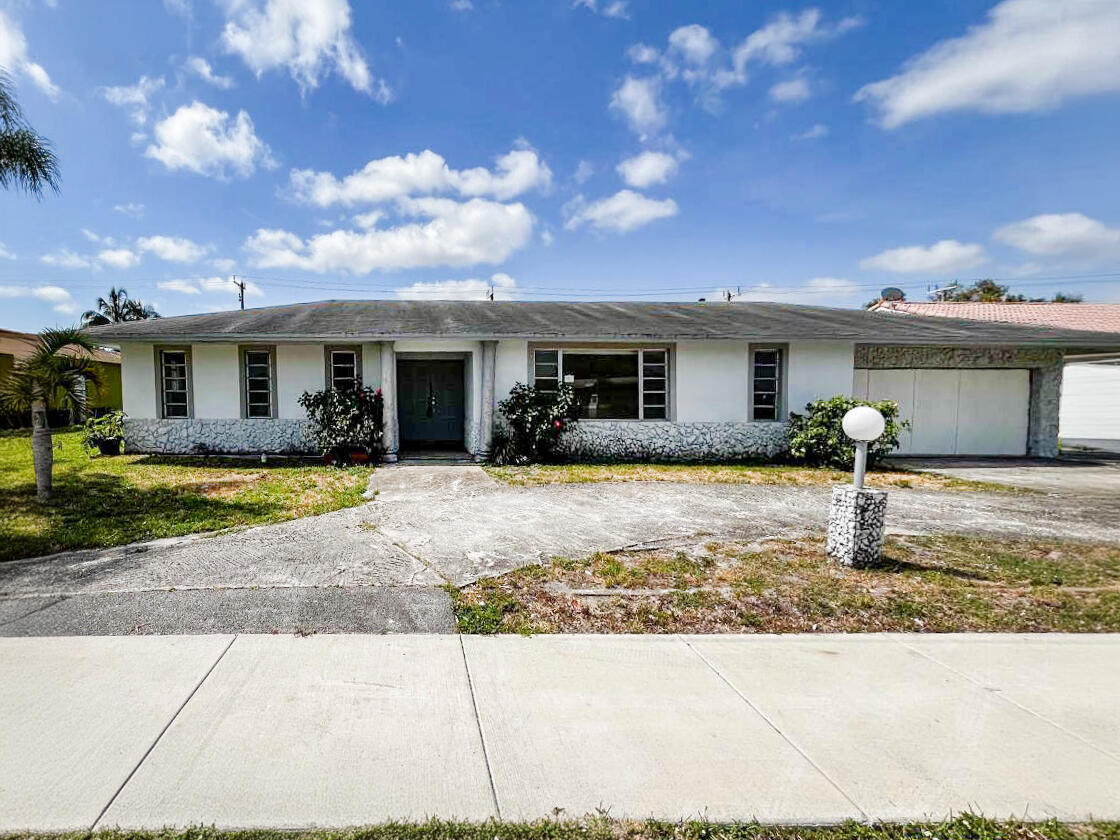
113 202 146 218
352 210 385 229
610 76 666 137
575 0 629 20
0 284 75 313
860 239 987 274
395 272 517 301
219 0 389 100
806 276 858 297
145 101 274 179
793 123 829 140
97 248 141 269
573 160 594 184
769 77 810 103
627 43 660 64
40 248 90 269
616 151 678 188
565 189 678 234
160 276 263 297
994 212 1120 259
137 235 209 263
185 56 234 89
210 257 237 272
0 242 15 260
0 9 59 99
244 197 534 273
289 147 551 206
856 0 1120 129
101 75 165 125
668 24 719 66
449 0 473 10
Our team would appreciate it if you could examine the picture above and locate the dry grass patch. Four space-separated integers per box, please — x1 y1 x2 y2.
485 462 1010 492
450 534 1120 634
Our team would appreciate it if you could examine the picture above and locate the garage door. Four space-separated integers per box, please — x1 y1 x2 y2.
852 368 1030 456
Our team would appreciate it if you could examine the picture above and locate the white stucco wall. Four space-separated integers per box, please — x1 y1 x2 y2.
495 339 529 401
674 341 749 422
276 344 324 419
120 342 157 419
787 341 854 415
191 343 240 418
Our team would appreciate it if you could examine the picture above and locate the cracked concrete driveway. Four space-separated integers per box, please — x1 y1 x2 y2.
2 464 1119 604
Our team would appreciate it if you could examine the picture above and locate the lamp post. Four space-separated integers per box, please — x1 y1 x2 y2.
827 406 888 568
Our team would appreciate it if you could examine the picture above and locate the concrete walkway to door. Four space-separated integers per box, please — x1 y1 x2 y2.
2 632 1118 830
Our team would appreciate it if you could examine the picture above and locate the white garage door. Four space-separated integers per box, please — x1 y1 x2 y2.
852 368 1030 456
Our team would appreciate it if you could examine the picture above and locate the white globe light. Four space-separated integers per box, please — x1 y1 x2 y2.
842 405 886 442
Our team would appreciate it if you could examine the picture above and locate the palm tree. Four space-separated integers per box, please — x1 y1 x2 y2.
0 70 60 196
81 287 159 326
0 328 101 502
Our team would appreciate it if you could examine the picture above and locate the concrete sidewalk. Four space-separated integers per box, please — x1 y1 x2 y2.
1 633 1118 831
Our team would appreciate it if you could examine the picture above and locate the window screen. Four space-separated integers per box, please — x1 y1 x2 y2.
532 348 668 420
243 348 274 418
752 348 782 420
329 349 359 391
641 349 667 419
159 349 190 419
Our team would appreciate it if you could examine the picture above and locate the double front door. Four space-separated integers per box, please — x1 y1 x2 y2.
397 359 466 446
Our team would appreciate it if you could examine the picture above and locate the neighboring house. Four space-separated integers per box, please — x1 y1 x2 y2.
87 300 1120 461
0 327 123 419
871 302 1120 451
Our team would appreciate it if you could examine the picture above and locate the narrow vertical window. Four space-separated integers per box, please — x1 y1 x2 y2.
328 347 360 391
751 348 783 421
159 348 191 418
640 349 667 419
534 349 559 392
242 347 275 418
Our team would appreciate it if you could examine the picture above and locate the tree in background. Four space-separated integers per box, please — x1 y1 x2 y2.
0 328 101 502
0 71 59 196
943 280 1082 303
81 287 160 326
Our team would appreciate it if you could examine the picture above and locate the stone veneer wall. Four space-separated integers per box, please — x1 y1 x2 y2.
854 344 1064 457
556 420 789 462
124 418 318 455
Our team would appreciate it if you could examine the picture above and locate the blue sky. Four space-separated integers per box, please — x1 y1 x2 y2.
1 0 1120 330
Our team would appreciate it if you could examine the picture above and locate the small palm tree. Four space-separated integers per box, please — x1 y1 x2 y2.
0 70 60 196
81 287 159 327
0 328 101 502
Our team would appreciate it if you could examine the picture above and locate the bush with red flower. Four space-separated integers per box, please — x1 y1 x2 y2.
299 385 385 465
490 382 577 465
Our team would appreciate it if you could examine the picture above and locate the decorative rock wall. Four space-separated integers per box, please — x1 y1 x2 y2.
854 344 1064 457
827 486 887 568
556 420 789 462
124 418 318 455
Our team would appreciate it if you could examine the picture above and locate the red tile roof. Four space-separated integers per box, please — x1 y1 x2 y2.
870 301 1120 334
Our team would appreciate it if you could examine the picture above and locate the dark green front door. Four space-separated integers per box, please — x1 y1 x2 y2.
398 359 466 446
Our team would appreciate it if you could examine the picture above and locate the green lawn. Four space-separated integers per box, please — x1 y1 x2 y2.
450 534 1120 634
4 815 1117 840
485 462 1013 492
0 429 372 562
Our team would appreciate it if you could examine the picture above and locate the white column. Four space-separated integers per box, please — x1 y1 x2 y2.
476 340 497 461
380 341 399 462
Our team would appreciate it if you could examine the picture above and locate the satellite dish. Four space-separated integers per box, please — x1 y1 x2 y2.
881 287 905 301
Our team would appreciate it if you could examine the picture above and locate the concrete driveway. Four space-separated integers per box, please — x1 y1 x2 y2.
888 454 1120 495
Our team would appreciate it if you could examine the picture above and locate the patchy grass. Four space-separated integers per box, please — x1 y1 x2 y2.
485 462 1012 492
0 429 372 562
3 815 1117 840
450 534 1120 634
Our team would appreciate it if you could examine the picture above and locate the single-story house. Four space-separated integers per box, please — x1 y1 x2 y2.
0 327 122 422
86 300 1120 461
870 301 1120 451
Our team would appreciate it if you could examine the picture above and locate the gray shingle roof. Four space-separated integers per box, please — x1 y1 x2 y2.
85 299 1120 347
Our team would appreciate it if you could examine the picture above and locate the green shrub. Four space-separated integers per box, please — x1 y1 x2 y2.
491 382 577 465
787 395 907 469
299 386 384 464
82 409 126 450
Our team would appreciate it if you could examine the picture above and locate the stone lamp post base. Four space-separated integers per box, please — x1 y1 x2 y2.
827 485 888 568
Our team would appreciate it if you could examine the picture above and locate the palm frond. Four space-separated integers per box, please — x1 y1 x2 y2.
0 72 60 198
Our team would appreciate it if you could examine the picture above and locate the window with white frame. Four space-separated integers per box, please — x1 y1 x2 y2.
241 346 275 418
327 346 361 391
751 347 783 421
532 348 668 420
158 347 191 419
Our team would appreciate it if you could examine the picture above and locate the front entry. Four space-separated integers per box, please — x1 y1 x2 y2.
397 359 466 447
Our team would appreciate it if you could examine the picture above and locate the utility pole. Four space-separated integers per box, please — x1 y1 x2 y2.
232 274 246 310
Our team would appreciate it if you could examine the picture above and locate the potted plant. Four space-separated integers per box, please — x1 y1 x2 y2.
82 410 127 456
